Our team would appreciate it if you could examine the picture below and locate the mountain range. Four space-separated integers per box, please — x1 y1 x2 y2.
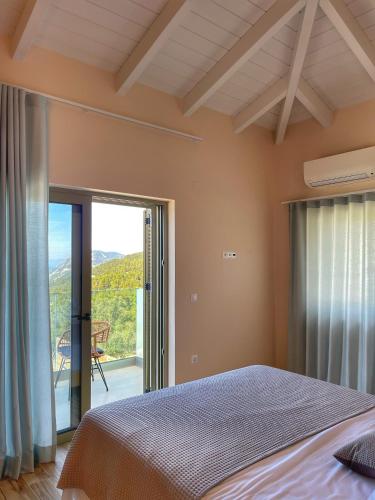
49 250 124 283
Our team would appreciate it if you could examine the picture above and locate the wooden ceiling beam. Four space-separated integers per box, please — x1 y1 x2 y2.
233 78 288 134
115 0 190 95
296 78 333 128
233 77 333 134
183 0 306 117
275 0 319 144
11 0 51 59
320 0 375 81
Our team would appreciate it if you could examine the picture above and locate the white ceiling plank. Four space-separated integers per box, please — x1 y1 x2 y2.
191 0 250 37
162 39 218 69
240 60 278 85
11 0 52 59
249 0 277 11
52 0 146 41
131 0 166 14
220 78 262 102
47 6 137 54
320 0 375 81
304 39 349 68
356 7 375 29
296 78 333 127
171 25 226 60
250 50 290 78
41 23 126 65
347 0 374 18
310 9 335 37
115 0 190 95
182 0 305 116
262 37 294 64
307 27 341 54
206 90 245 115
233 78 288 133
302 48 355 79
182 11 238 48
276 0 319 144
213 0 265 25
36 35 119 72
87 0 156 28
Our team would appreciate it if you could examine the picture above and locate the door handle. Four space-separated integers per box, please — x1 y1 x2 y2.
71 313 91 321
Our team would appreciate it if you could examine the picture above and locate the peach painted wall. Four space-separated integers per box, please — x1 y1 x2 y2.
0 36 276 384
271 101 375 369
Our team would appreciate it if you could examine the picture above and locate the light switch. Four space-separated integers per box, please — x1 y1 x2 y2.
191 293 198 303
223 251 237 259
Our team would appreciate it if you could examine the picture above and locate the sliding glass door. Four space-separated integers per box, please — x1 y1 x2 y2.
48 189 166 439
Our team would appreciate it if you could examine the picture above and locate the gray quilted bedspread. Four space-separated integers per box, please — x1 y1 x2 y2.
58 365 375 499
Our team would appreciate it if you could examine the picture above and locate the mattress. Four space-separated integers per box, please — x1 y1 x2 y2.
62 407 375 499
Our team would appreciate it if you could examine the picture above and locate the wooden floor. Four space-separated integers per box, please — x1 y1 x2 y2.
0 445 69 499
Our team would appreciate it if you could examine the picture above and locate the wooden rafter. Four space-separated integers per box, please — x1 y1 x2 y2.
320 0 375 81
115 0 190 95
233 77 332 135
296 79 333 128
11 0 51 59
275 0 319 144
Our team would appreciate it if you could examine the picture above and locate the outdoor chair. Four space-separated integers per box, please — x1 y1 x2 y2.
91 320 111 391
54 329 71 388
54 321 111 392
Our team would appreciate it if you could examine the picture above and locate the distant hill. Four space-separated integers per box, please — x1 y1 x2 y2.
50 251 143 291
49 250 124 285
92 252 143 290
49 257 72 285
92 250 124 267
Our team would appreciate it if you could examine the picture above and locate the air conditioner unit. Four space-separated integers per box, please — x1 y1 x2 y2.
304 146 375 188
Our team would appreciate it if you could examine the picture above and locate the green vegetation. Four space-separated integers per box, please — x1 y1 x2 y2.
49 252 143 365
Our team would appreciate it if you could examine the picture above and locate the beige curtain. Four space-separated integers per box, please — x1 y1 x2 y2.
289 194 375 394
0 85 56 479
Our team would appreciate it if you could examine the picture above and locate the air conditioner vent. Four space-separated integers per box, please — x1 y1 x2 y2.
309 172 372 188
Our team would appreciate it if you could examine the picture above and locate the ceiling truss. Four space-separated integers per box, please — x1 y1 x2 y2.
9 0 375 143
230 0 375 143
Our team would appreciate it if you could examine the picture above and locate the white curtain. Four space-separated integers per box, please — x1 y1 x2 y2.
289 194 375 394
0 85 56 479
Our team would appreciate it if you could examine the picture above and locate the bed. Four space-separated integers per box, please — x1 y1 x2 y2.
58 365 375 499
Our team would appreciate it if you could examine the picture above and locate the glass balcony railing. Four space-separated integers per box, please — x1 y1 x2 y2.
50 288 144 372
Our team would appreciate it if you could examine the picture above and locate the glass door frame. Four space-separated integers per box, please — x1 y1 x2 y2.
50 188 92 444
91 193 168 392
50 187 168 443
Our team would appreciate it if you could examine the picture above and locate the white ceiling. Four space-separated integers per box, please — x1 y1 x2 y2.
1 0 375 131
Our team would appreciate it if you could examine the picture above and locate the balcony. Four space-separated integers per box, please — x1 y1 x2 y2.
51 288 144 431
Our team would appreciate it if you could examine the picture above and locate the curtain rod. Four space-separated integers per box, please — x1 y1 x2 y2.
281 187 375 205
0 79 204 143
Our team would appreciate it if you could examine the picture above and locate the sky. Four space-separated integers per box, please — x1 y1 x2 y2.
48 203 72 262
92 203 144 255
48 202 144 262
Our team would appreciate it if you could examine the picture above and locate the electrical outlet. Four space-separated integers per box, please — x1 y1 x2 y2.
191 354 198 364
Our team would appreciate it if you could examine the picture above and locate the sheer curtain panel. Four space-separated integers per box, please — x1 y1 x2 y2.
0 85 56 479
289 195 375 394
